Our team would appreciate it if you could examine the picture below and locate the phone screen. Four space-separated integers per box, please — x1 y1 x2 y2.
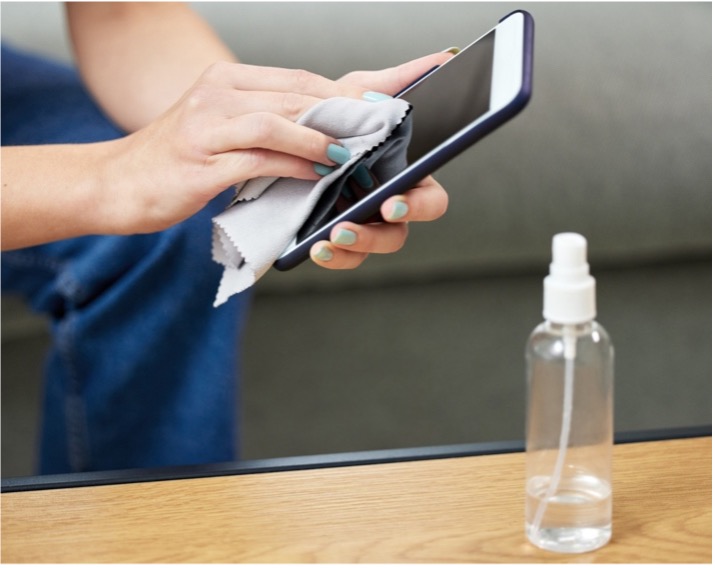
401 30 495 164
295 31 497 242
278 10 532 269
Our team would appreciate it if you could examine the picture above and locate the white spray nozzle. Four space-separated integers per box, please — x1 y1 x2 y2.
543 233 596 325
551 233 589 278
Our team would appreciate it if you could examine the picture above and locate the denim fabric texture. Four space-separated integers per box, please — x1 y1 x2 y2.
1 45 251 474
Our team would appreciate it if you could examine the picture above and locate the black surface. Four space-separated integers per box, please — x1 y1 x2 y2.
2 424 709 493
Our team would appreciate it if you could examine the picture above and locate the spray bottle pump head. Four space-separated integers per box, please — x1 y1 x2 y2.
543 233 596 324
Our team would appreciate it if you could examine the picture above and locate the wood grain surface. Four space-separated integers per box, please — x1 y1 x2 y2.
2 437 711 563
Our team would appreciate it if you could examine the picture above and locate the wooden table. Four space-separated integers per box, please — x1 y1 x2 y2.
2 436 710 563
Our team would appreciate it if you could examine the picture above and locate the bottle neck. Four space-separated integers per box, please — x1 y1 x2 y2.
544 321 593 360
544 320 594 337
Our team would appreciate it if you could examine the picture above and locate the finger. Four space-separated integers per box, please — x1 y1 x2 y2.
211 88 325 122
203 61 366 100
209 111 350 167
329 221 409 254
212 148 322 185
339 52 453 96
310 241 369 270
380 178 449 223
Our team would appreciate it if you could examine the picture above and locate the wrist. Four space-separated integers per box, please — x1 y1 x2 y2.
89 138 141 237
97 134 169 237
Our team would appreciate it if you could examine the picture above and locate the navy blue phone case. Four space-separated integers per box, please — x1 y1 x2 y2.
274 10 534 271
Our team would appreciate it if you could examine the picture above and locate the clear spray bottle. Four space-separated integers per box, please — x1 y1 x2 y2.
525 233 614 553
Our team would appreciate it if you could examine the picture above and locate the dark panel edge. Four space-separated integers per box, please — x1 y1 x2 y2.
3 425 710 493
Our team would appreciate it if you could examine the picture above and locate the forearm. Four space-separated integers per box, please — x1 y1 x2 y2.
1 143 123 250
66 2 236 132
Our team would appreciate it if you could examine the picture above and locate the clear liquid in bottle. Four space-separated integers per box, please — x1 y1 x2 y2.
526 473 612 553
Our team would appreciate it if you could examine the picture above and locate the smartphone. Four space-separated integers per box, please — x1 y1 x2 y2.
274 9 534 271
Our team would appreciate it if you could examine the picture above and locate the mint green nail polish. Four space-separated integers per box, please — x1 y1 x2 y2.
387 200 409 221
333 228 357 246
362 91 393 102
313 163 334 176
352 164 374 189
313 245 333 262
327 143 351 165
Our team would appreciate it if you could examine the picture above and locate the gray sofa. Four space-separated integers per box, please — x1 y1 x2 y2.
2 3 710 476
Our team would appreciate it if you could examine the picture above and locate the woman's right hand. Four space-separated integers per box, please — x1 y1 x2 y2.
108 61 367 235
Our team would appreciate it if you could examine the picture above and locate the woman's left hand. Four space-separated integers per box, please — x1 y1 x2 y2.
309 176 448 268
310 52 452 269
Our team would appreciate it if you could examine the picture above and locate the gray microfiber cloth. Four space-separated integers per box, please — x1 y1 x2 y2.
211 96 412 307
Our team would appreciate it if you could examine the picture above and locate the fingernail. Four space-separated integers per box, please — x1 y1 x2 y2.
386 199 409 221
362 91 393 102
327 143 351 165
341 184 357 200
313 245 333 262
313 163 335 176
442 46 461 55
332 228 357 246
352 164 374 189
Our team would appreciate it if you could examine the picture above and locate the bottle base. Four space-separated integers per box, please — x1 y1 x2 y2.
526 524 611 554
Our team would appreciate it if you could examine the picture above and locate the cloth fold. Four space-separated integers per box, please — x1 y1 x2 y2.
211 96 412 306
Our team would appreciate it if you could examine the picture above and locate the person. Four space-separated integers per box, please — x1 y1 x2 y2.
1 3 451 474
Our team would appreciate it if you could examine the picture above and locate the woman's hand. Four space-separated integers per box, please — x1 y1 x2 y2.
108 61 369 235
2 53 452 253
309 53 452 269
309 177 448 269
